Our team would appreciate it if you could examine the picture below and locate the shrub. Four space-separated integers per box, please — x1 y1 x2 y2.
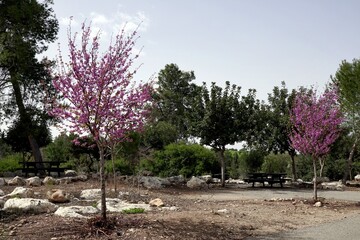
0 153 22 172
141 143 219 178
261 154 290 174
105 158 134 175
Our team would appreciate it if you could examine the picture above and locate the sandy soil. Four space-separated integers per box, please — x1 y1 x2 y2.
1 178 360 240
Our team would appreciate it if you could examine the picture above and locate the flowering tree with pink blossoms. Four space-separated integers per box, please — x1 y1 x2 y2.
289 88 343 200
49 23 152 220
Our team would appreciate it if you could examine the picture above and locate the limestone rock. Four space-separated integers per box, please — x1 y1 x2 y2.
6 187 34 198
199 175 213 184
161 206 179 211
140 176 170 189
186 176 206 189
167 175 186 185
321 181 345 191
313 201 322 207
0 178 6 186
0 189 4 197
54 206 98 218
7 176 26 186
26 176 42 187
0 199 4 208
4 198 58 213
64 170 77 177
354 174 360 181
43 176 59 185
47 189 69 203
149 198 164 207
80 189 101 200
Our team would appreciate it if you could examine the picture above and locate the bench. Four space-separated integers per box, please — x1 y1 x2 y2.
244 173 287 187
19 161 68 177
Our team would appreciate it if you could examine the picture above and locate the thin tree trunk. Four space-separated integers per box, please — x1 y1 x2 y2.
319 157 325 178
313 157 318 201
111 146 117 193
99 146 107 221
217 149 226 187
290 153 297 180
343 138 358 184
10 70 45 172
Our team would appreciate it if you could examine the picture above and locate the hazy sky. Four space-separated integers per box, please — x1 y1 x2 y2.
46 0 360 101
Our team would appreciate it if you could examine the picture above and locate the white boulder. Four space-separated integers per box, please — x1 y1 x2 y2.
140 176 171 189
54 206 98 218
80 189 101 200
64 170 77 177
26 176 42 187
43 176 59 185
354 174 360 181
6 187 34 198
186 176 206 189
4 198 58 213
7 176 26 186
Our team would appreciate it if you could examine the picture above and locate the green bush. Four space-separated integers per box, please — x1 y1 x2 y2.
226 150 248 178
141 143 219 178
0 153 22 172
261 154 290 174
105 158 134 175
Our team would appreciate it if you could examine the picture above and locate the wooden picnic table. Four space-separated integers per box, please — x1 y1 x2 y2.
244 173 287 187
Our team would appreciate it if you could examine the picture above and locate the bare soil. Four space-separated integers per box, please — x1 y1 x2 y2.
1 179 360 240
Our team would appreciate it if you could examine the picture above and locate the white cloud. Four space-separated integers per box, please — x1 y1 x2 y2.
59 17 79 26
90 12 110 25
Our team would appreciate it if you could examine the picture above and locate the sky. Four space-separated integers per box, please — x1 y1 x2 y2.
46 0 360 102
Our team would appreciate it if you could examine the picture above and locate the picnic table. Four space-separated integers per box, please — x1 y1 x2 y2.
19 161 68 177
244 173 288 187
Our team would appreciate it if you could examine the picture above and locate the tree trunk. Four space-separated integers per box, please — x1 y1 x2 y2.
319 157 325 178
342 138 358 184
99 145 107 221
28 135 45 176
11 70 44 168
111 146 117 193
313 157 318 201
290 153 297 180
217 149 226 187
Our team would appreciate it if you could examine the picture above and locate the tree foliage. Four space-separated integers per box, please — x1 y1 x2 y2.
153 64 200 139
331 59 360 182
191 81 260 186
289 88 343 200
0 0 58 164
49 22 152 221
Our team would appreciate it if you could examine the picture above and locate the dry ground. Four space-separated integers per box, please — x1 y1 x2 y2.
1 178 360 240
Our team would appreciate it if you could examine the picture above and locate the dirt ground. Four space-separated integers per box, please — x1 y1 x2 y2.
1 178 360 240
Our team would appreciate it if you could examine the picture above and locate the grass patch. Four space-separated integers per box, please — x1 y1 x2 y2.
122 208 145 214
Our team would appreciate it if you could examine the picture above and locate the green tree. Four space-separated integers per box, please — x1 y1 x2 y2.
331 59 360 182
153 64 200 139
191 81 260 186
266 82 297 179
0 0 58 167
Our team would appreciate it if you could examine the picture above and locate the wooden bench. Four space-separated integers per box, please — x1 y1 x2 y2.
19 161 68 177
244 173 287 187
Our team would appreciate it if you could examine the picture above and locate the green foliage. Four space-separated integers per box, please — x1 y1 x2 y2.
261 154 290 174
153 63 200 140
244 149 266 173
0 153 22 172
226 150 248 178
141 143 219 178
105 158 134 175
43 133 73 162
122 208 145 214
0 138 13 158
143 121 178 150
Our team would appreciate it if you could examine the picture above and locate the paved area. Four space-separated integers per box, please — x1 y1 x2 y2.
185 186 360 240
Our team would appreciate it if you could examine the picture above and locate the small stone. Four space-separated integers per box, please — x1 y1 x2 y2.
149 198 164 207
314 201 322 207
9 230 16 236
217 209 229 214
